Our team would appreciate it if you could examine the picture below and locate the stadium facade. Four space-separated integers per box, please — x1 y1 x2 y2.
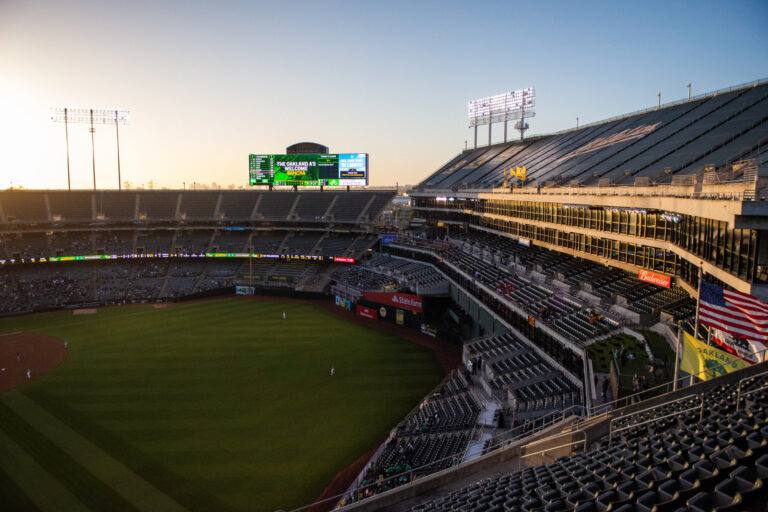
411 79 768 300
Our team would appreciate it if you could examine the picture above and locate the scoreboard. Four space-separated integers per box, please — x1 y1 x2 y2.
249 153 368 186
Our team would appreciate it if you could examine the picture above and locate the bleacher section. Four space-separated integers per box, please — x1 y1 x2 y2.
48 192 92 221
317 235 354 257
95 191 136 220
466 333 582 416
211 230 249 252
1 191 48 222
405 368 768 512
347 235 377 256
367 254 447 292
432 228 688 332
173 231 211 252
349 374 480 501
394 232 622 344
138 191 178 220
294 193 334 220
284 232 322 254
218 193 255 220
179 192 219 220
330 193 373 221
0 190 396 227
256 193 295 220
333 266 397 291
419 81 768 189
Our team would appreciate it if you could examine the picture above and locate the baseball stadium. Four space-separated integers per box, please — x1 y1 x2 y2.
2 3 768 512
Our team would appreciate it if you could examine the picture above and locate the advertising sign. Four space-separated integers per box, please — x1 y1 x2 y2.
356 305 377 319
363 292 422 312
236 286 253 295
381 234 398 246
638 269 671 288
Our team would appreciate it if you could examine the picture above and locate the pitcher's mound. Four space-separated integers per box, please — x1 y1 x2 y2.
0 333 67 391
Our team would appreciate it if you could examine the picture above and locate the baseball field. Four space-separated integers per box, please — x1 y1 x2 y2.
0 298 446 512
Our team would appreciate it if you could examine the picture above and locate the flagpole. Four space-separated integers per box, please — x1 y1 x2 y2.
673 320 683 391
694 264 703 340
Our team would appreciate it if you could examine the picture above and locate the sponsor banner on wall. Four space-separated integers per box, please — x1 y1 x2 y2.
638 269 671 288
363 292 422 312
335 296 352 311
396 309 404 326
356 305 377 319
381 234 398 246
421 324 438 337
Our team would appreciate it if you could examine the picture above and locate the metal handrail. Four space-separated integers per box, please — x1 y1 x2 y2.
736 368 768 409
517 429 588 471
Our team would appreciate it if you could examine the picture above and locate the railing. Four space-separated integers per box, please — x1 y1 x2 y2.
516 429 587 472
735 368 768 409
413 182 765 201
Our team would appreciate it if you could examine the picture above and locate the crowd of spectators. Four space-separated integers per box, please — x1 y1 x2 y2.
0 259 239 314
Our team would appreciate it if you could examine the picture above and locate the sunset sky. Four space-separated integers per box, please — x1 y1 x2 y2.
1 0 766 190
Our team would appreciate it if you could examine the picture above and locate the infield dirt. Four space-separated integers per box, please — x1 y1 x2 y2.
0 332 67 391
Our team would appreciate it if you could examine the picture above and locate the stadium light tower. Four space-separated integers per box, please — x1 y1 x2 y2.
468 88 535 148
51 107 131 190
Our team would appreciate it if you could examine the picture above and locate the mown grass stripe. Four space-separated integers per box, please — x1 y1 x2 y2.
0 400 135 512
29 389 237 512
0 428 79 512
0 392 188 512
0 299 444 511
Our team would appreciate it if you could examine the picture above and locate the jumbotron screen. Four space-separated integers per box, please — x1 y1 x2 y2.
249 153 368 186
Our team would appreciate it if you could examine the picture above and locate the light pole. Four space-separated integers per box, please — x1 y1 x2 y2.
51 107 131 190
90 109 96 189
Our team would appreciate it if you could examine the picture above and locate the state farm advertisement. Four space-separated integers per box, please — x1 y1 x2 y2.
638 269 671 288
363 292 423 312
356 305 377 319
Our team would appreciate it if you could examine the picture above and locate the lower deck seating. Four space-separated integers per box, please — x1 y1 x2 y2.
405 369 768 512
349 374 479 502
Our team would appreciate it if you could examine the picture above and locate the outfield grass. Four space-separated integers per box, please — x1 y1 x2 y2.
0 298 445 512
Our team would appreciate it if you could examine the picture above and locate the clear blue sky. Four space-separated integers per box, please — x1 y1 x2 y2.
1 0 766 189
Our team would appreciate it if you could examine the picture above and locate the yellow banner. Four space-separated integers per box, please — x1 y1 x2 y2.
681 332 750 380
507 165 527 181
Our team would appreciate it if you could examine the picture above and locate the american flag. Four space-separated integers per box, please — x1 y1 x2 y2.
698 281 768 343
